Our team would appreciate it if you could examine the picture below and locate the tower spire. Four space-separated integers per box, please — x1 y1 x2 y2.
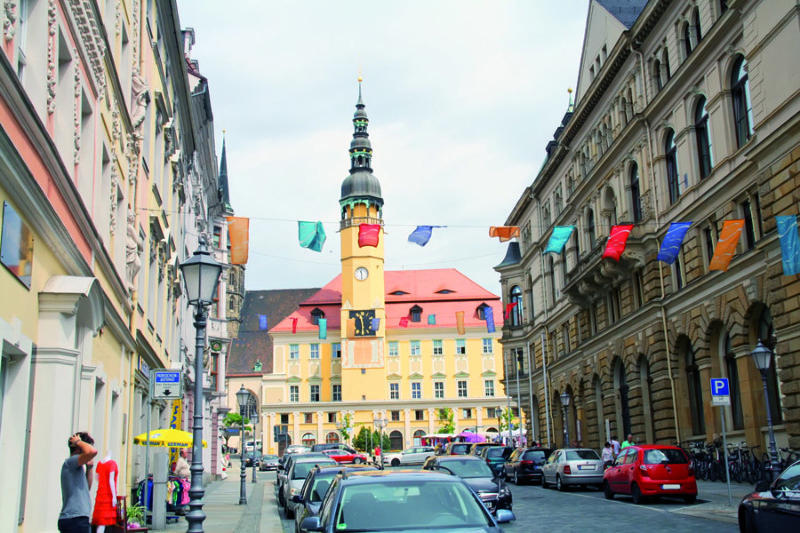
218 133 233 214
339 78 383 212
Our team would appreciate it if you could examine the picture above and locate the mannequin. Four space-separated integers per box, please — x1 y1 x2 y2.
91 451 118 533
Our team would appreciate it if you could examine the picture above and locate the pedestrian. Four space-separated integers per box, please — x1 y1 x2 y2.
601 442 614 469
58 432 98 533
610 435 620 456
621 434 635 450
174 448 191 479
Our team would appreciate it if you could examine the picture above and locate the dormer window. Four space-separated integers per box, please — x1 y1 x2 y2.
311 308 325 326
390 290 409 296
435 289 454 295
477 304 490 320
410 305 423 323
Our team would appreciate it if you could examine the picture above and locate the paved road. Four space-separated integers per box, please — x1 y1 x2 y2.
274 471 739 532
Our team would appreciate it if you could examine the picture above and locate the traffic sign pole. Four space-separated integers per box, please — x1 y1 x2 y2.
711 378 733 507
720 406 732 507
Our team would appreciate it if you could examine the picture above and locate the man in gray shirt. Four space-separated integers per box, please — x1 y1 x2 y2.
58 432 98 533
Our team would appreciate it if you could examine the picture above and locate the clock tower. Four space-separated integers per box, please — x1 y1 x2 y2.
339 79 386 399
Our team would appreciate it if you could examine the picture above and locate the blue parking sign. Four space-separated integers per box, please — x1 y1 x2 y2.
710 378 729 396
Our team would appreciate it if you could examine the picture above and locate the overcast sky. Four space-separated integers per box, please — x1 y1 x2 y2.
177 0 588 296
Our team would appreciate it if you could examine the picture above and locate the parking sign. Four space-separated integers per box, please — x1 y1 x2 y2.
153 370 182 399
710 378 730 406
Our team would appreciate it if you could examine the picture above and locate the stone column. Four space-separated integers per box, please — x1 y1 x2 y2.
403 409 411 448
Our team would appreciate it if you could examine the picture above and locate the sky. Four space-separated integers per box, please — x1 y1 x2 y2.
177 0 589 296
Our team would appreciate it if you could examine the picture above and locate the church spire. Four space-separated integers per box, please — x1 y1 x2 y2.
340 77 383 211
218 133 233 214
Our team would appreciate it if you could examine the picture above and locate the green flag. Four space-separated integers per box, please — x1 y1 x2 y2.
298 221 326 252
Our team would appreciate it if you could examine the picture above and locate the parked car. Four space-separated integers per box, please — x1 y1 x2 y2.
469 442 504 456
603 445 697 504
285 445 311 455
738 459 800 532
311 443 357 454
476 445 514 478
292 464 378 533
277 453 332 500
383 446 436 467
259 454 279 471
423 455 513 513
322 448 369 464
280 454 338 518
504 447 553 485
542 448 605 491
441 442 472 455
298 469 516 533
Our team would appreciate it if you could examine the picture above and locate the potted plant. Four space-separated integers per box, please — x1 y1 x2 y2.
126 503 145 529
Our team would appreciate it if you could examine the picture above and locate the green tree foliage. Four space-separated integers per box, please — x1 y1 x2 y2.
222 412 251 449
338 413 354 442
497 409 516 433
437 408 455 434
352 426 391 452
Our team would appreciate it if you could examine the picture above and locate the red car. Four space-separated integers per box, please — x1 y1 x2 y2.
603 445 697 504
322 448 369 464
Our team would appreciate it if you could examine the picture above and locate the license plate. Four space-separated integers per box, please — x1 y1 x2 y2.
578 465 595 470
662 484 680 490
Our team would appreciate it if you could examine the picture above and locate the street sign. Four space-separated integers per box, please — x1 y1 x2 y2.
153 370 182 399
711 378 730 406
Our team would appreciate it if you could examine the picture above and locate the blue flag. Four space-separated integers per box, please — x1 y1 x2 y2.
298 221 327 252
657 222 692 264
485 307 495 333
777 215 800 276
544 226 575 254
371 317 380 332
408 225 444 247
318 318 327 340
259 315 268 330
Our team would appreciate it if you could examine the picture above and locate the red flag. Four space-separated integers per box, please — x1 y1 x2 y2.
226 216 250 264
602 224 635 261
399 316 409 328
489 226 520 242
291 317 298 334
358 224 381 247
456 311 465 335
504 302 518 320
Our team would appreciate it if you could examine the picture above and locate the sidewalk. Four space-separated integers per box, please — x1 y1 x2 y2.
673 479 753 524
162 472 282 533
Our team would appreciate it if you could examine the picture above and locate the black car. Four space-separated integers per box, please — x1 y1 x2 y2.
299 469 515 533
469 442 504 456
477 446 513 478
503 447 553 484
423 454 512 513
442 441 472 455
242 451 259 467
293 464 378 533
738 459 800 532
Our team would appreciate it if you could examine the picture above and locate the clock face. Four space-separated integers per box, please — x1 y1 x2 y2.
355 267 369 281
349 310 376 336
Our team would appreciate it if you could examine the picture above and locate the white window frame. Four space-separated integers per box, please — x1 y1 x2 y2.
482 338 492 354
456 339 466 355
457 380 468 398
310 384 320 402
290 344 299 359
410 340 421 356
388 341 399 357
433 340 443 356
289 385 299 403
411 382 421 399
484 380 495 397
434 381 444 399
310 343 320 359
390 382 399 400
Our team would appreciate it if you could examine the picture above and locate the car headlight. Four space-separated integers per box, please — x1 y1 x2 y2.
498 485 510 497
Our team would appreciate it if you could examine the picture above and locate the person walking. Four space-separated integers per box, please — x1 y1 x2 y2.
601 442 614 469
610 436 621 456
621 434 635 450
58 432 98 533
174 448 191 479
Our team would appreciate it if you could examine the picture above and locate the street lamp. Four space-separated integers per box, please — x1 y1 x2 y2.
180 237 222 533
751 340 780 480
560 391 571 448
251 413 257 484
374 418 387 465
235 385 249 505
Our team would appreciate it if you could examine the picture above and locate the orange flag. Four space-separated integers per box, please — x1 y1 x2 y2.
346 318 356 337
709 220 745 272
489 226 520 242
227 217 250 265
456 311 465 335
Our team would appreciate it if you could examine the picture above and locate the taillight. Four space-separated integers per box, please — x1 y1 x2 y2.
564 465 571 475
520 460 533 465
688 465 694 477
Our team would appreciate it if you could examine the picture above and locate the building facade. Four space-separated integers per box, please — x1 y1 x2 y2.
496 0 800 453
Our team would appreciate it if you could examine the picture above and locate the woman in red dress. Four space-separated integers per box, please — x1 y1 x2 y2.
92 452 118 532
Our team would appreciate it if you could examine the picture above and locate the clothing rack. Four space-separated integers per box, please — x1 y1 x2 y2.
133 476 187 524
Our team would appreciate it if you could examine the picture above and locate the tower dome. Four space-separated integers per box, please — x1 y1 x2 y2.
340 80 383 209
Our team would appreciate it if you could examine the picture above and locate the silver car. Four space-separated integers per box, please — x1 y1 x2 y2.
541 448 605 491
280 454 337 519
382 446 436 467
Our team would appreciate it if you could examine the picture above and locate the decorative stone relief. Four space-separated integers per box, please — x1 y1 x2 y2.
114 0 121 35
46 1 56 114
73 49 81 167
125 213 143 293
3 1 17 42
67 0 107 98
130 70 149 135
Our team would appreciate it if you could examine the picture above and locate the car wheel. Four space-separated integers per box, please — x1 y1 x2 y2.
514 470 522 485
353 457 363 464
556 475 566 492
603 481 614 500
683 495 697 505
285 502 294 519
740 508 759 533
541 474 549 489
391 458 400 467
631 483 643 505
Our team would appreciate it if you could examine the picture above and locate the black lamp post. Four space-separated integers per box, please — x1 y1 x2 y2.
751 340 780 480
235 385 249 505
179 237 223 533
560 391 571 448
251 415 257 484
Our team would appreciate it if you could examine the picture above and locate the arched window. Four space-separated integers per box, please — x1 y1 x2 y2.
389 430 404 450
311 308 325 326
325 431 340 444
683 23 693 58
731 56 754 148
476 303 490 320
686 344 706 435
630 162 642 222
554 188 563 216
665 129 680 204
410 305 422 322
693 8 702 45
724 333 744 430
587 209 596 249
510 286 524 326
619 97 628 128
662 49 671 81
695 97 713 179
653 59 663 91
413 429 426 445
547 257 556 308
302 433 316 446
758 308 782 424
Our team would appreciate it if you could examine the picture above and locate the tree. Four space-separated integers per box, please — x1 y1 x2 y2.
352 426 390 452
437 408 455 434
497 409 516 433
222 412 251 451
338 413 354 443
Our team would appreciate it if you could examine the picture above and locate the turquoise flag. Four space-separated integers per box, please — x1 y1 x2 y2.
318 318 327 340
298 221 326 252
777 215 800 276
657 222 692 264
544 226 575 254
427 314 436 325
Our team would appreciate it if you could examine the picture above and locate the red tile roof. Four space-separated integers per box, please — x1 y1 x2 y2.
273 268 501 333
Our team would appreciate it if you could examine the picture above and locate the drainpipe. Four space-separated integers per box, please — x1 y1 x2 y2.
632 43 681 445
527 340 535 442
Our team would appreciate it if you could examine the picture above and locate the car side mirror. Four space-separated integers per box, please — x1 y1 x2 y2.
301 517 323 532
755 480 770 492
495 509 516 523
292 495 303 503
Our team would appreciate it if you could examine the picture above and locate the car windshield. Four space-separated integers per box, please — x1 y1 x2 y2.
293 460 335 480
523 450 548 461
774 464 800 492
335 479 493 531
566 450 600 461
451 444 470 454
441 459 494 478
310 474 335 502
485 448 506 458
262 455 277 460
643 449 688 465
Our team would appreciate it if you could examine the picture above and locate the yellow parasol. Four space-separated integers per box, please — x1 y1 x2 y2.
133 428 207 448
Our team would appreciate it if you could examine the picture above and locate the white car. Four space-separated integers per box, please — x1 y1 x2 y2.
383 446 436 467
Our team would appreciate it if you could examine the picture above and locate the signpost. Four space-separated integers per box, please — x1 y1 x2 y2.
711 378 732 506
153 370 182 399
